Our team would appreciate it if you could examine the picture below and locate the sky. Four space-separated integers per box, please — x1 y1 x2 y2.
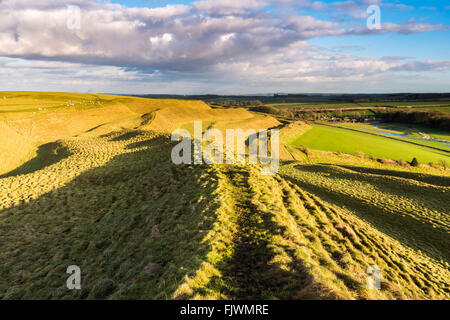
0 0 449 94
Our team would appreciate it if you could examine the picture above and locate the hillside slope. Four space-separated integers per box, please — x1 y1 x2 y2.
0 92 448 300
0 130 448 300
0 93 279 175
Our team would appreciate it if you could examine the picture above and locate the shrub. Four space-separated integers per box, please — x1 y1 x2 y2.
410 157 419 167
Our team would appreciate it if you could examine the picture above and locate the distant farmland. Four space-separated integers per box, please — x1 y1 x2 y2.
269 101 450 109
416 106 450 114
290 124 450 164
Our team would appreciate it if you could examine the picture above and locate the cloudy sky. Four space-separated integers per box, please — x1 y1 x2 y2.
0 0 449 94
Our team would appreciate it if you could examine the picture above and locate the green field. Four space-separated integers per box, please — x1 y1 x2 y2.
270 101 450 110
359 101 450 107
271 103 362 109
416 106 450 114
329 123 450 151
291 124 450 164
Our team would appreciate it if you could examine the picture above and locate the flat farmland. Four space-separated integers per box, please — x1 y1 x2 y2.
291 124 450 164
269 101 450 109
329 123 450 151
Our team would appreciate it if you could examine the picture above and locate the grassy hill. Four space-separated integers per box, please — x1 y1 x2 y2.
0 92 278 175
0 92 448 300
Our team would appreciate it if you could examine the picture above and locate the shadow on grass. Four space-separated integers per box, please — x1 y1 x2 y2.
188 167 319 300
0 141 72 179
294 164 448 218
280 163 450 262
83 123 106 134
108 130 146 142
0 132 221 300
321 163 450 187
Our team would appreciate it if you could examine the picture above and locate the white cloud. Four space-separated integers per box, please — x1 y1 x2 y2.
220 33 236 42
0 0 448 93
150 33 174 45
193 0 268 15
0 0 445 72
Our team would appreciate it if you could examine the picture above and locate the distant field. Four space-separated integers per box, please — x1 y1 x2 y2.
270 101 450 109
291 124 450 164
359 101 450 107
270 103 362 109
415 106 450 114
331 123 450 151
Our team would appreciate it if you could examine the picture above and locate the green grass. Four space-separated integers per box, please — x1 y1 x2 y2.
291 124 450 164
339 110 375 116
359 101 450 107
279 161 449 295
0 131 230 300
1 129 448 300
270 101 450 109
329 123 450 151
0 92 120 114
415 107 450 114
271 103 362 109
0 92 449 300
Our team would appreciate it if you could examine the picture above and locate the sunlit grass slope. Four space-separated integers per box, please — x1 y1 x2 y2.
0 92 279 175
0 122 35 174
0 92 448 300
0 131 448 300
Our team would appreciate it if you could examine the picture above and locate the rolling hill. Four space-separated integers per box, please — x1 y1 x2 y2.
0 92 448 300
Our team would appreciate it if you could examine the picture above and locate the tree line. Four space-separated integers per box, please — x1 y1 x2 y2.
249 105 450 131
249 106 374 121
379 109 450 131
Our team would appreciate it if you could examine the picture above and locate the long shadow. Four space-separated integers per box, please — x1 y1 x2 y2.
125 135 169 150
222 168 277 299
321 163 450 187
84 123 106 133
194 167 317 300
0 132 221 300
293 164 448 218
108 130 146 142
0 141 72 178
280 166 450 262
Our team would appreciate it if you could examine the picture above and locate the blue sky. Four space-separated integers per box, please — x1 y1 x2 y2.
0 0 449 94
